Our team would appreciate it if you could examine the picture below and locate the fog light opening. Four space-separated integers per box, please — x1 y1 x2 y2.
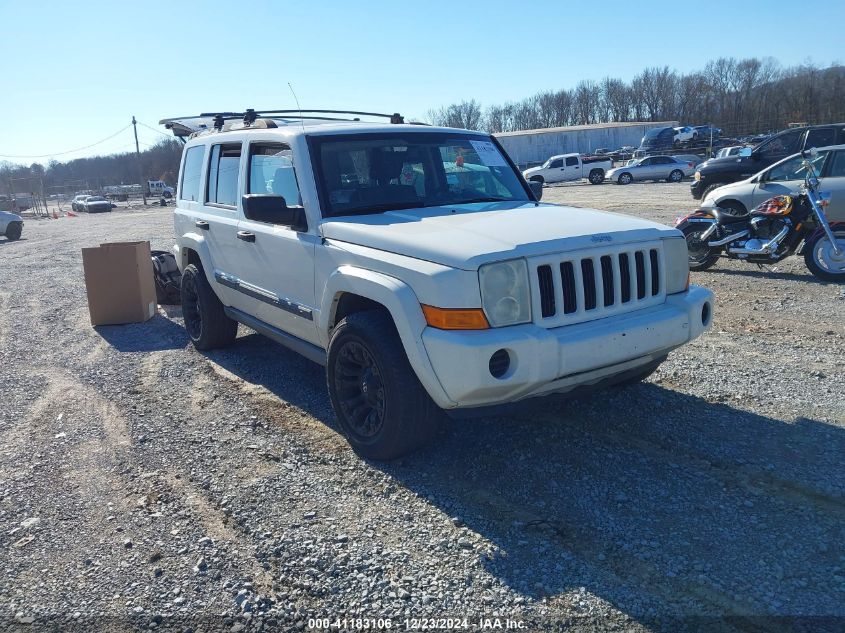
489 349 511 379
701 301 711 327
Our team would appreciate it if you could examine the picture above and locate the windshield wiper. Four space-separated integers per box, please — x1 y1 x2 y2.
452 197 513 204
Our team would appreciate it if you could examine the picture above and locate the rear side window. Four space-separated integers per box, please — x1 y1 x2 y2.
806 127 837 149
179 145 205 202
565 156 578 167
828 151 845 178
248 143 302 206
207 143 242 207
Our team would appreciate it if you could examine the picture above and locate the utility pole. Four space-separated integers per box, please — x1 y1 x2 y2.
132 116 147 205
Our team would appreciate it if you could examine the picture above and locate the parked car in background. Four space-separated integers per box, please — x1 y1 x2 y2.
694 125 722 139
522 153 612 185
81 196 113 213
673 126 698 144
71 195 91 212
0 210 23 241
700 145 845 219
639 127 676 154
691 123 845 199
715 145 746 159
607 155 696 184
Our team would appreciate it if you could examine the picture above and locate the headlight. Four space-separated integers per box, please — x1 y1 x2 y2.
479 259 532 327
664 237 690 294
694 171 701 181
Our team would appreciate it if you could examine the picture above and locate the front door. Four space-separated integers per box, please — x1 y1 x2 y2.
751 151 831 209
234 141 319 345
545 157 565 183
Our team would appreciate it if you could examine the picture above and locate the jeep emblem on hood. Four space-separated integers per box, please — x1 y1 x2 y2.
591 234 612 243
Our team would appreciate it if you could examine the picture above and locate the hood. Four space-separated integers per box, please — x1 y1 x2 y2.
699 154 755 173
320 202 678 270
0 210 22 222
522 166 543 177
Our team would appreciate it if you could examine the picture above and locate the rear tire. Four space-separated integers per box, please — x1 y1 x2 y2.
681 224 719 271
588 169 604 185
4 222 22 241
804 228 845 282
668 169 684 183
327 310 441 460
180 264 238 350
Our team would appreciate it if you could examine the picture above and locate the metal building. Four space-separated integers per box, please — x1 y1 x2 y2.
494 121 679 168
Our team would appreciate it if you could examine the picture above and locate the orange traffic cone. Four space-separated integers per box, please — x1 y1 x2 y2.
67 210 77 217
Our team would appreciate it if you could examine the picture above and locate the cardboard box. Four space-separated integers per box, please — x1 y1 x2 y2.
82 241 157 326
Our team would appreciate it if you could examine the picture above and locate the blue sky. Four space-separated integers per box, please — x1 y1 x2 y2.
1 0 842 163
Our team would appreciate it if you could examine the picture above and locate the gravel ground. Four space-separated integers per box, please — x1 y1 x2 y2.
1 186 844 633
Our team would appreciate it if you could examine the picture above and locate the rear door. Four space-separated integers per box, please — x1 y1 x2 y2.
563 155 581 181
821 150 845 222
234 140 319 344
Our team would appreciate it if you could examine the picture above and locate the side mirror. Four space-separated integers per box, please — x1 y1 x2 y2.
242 194 308 231
528 180 543 200
738 147 753 158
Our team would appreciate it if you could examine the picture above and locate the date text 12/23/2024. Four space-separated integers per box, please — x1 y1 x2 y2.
308 617 527 630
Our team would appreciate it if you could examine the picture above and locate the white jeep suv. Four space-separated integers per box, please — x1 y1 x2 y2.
163 109 714 460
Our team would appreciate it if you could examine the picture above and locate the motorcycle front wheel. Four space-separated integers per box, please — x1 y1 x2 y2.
681 224 720 271
804 228 845 281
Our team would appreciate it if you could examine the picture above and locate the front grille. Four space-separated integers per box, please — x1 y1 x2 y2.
532 243 665 328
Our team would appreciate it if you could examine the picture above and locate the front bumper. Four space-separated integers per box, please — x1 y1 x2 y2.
690 179 705 199
421 285 714 408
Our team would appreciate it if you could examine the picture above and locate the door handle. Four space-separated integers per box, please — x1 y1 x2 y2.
195 220 209 230
237 231 255 243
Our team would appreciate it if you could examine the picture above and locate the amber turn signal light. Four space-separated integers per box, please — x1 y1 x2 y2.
422 305 490 330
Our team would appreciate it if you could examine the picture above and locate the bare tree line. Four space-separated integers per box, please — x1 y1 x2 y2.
1 139 183 197
427 58 845 136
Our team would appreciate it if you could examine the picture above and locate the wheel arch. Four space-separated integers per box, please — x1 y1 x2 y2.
319 266 454 408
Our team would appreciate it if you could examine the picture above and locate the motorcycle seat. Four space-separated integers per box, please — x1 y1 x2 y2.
712 207 749 224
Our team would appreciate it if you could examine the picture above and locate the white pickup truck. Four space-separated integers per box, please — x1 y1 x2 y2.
163 110 714 460
522 153 612 185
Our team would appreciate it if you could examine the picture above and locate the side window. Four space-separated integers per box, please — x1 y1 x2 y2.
207 143 242 207
766 151 828 182
757 131 802 158
248 143 302 206
549 158 563 168
640 158 652 166
565 156 578 167
806 128 836 149
828 151 845 178
179 145 205 202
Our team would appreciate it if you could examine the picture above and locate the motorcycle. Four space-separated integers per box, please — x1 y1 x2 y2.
675 149 845 282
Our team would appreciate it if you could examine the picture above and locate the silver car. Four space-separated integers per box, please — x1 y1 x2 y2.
701 144 845 221
0 210 23 241
606 155 697 184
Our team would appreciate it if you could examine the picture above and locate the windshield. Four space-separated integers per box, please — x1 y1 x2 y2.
87 197 106 202
311 132 530 217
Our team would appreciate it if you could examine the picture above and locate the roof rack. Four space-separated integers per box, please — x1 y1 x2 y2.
159 108 405 137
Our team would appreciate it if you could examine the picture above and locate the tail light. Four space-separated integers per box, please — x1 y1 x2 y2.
688 162 694 168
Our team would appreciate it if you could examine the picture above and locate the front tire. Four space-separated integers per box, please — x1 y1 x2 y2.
668 169 684 183
618 172 633 185
327 310 440 460
180 264 238 350
804 228 845 281
4 222 22 241
681 224 719 271
529 175 544 185
588 169 604 185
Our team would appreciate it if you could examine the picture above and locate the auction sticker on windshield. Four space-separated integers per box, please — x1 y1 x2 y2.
469 140 507 167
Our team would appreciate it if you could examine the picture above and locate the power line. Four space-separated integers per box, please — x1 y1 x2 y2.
136 120 173 139
0 124 132 159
